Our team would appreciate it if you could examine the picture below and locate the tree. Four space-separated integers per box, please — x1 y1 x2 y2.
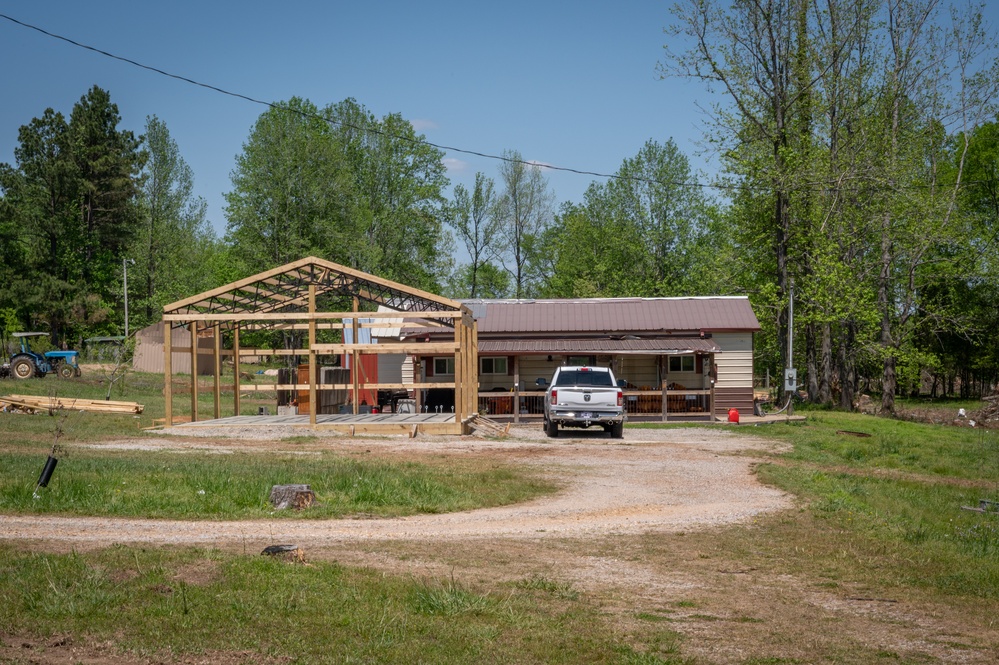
226 98 452 292
663 0 999 410
0 86 145 342
495 151 554 297
447 172 501 298
132 115 214 327
68 86 145 296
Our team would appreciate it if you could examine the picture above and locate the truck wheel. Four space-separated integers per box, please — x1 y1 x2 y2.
11 357 36 380
610 422 624 439
59 364 75 379
545 418 559 438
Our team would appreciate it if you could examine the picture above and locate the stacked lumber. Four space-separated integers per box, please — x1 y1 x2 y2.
469 414 511 438
0 394 144 415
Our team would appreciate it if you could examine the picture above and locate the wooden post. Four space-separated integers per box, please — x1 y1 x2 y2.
351 297 360 415
232 326 241 416
190 322 199 423
164 322 173 428
710 354 716 422
213 322 222 419
309 285 317 427
454 318 463 424
513 354 520 424
470 321 479 418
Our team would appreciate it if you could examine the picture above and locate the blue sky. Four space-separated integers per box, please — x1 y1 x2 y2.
0 1 707 236
3 2 997 239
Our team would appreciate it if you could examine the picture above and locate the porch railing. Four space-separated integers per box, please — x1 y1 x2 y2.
476 389 714 422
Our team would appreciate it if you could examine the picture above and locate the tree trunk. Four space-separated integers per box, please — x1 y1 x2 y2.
818 322 833 404
805 322 819 402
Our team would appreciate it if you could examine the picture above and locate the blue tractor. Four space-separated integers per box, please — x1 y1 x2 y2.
3 332 81 380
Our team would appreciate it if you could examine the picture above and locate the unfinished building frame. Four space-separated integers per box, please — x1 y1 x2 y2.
161 256 478 435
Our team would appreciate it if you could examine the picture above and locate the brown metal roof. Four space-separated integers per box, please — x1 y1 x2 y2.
463 297 760 334
478 337 721 355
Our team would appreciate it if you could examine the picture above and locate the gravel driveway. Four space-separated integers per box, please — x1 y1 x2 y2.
0 426 791 547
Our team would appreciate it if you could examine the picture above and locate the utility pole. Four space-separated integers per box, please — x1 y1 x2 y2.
123 258 135 338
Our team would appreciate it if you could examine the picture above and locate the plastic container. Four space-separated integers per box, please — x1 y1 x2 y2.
727 408 740 424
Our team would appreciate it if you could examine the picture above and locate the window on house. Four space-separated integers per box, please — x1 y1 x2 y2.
668 355 695 373
433 357 455 375
480 357 508 375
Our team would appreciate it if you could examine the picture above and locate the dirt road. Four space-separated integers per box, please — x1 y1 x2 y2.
0 426 790 547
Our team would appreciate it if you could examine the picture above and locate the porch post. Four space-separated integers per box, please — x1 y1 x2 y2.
513 354 520 423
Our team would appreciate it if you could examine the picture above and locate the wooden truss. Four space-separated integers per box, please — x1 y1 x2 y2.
161 256 478 435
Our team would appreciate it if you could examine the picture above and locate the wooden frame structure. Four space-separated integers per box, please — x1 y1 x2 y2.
161 257 478 435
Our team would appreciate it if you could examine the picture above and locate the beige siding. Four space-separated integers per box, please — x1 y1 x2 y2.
377 353 405 384
713 333 754 389
618 356 658 387
133 321 213 375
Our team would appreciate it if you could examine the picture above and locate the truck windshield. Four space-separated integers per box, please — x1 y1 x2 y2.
554 370 613 387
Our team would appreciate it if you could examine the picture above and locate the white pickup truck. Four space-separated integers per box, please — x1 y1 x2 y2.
543 366 625 438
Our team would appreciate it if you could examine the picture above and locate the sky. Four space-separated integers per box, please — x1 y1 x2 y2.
0 1 711 237
4 2 997 240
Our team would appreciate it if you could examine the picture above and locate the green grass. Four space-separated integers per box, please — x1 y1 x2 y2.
0 448 554 519
0 545 685 664
745 411 999 598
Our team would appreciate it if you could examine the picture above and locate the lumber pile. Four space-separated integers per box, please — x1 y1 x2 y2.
0 394 144 415
469 414 511 438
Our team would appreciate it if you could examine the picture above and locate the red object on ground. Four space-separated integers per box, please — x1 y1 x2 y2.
727 408 740 424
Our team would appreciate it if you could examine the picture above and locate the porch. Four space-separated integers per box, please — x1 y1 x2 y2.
477 387 715 423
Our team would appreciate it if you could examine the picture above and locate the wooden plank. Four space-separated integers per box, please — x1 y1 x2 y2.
309 285 317 427
213 322 222 419
164 320 173 427
164 310 463 323
236 381 455 392
190 322 198 423
312 343 459 355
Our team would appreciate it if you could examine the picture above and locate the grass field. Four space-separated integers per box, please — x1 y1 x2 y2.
2 370 999 663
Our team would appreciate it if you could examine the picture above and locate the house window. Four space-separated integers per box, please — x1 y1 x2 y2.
480 356 508 375
668 355 695 372
433 357 455 375
567 355 595 366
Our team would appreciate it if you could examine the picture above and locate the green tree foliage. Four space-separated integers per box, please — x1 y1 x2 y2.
664 0 999 407
0 86 145 343
225 98 451 292
541 139 719 298
131 115 216 329
446 172 502 298
495 151 554 298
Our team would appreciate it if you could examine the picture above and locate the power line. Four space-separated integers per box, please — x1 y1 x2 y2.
0 12 728 192
0 12 991 196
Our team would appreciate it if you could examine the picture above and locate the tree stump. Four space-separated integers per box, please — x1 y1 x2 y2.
269 484 316 510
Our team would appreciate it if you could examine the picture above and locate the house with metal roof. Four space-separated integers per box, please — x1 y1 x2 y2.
403 296 760 422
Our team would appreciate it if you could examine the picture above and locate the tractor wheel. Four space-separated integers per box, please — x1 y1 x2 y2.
59 364 75 379
74 366 82 377
11 357 36 380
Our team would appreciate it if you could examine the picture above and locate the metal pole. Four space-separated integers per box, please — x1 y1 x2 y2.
123 258 129 338
123 258 135 338
787 279 794 370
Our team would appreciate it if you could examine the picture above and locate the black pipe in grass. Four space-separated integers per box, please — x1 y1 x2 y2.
37 455 58 488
